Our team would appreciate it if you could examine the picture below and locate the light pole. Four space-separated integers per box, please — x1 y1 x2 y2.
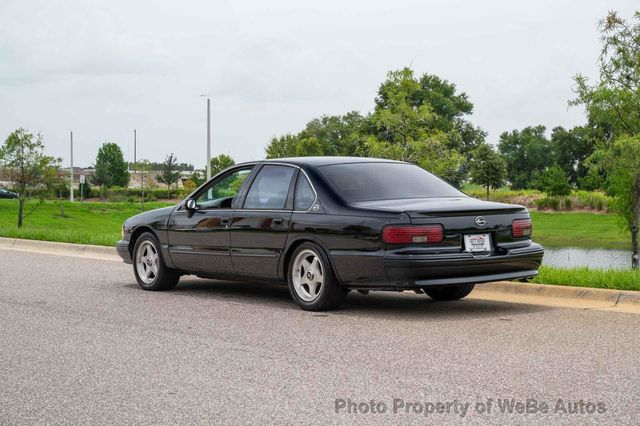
69 130 74 202
134 129 144 210
200 95 212 181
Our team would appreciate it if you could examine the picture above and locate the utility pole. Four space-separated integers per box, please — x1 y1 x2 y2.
134 129 144 211
69 130 74 202
201 95 212 182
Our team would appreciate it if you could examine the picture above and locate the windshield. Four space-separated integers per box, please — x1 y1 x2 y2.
317 162 464 202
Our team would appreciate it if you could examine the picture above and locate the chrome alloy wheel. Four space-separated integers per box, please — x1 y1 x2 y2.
292 249 325 302
136 240 159 285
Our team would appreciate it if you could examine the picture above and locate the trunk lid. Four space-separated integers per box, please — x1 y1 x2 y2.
352 197 526 218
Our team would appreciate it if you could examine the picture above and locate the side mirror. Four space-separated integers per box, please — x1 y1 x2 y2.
185 198 197 210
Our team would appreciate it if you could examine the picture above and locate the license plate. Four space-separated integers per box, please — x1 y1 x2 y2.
464 234 492 253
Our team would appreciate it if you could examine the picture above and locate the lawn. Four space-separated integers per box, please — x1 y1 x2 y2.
530 211 629 249
0 199 174 246
532 266 640 291
0 200 631 250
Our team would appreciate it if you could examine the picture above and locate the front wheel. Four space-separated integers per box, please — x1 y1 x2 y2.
424 284 475 301
287 243 347 311
133 232 180 291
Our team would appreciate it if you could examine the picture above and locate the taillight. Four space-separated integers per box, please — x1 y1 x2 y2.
382 225 444 244
512 219 532 238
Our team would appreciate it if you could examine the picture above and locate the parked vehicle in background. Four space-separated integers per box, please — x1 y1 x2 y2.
116 157 544 311
0 188 18 199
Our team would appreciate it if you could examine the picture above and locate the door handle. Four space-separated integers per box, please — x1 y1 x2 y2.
273 218 283 225
220 217 231 225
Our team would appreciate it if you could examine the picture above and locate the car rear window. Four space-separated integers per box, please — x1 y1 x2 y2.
317 162 464 202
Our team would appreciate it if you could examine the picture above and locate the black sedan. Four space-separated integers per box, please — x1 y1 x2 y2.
0 188 18 199
116 157 543 310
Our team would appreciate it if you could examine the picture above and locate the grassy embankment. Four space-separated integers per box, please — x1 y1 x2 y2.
0 199 173 246
0 199 636 291
533 267 640 291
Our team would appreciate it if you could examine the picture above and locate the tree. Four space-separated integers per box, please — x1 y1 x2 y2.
536 165 572 197
188 170 206 187
360 69 463 183
0 128 57 227
210 154 235 176
93 143 129 188
498 126 554 189
263 68 481 184
372 68 485 184
265 112 367 159
572 10 640 268
469 143 507 199
157 153 180 190
550 126 594 185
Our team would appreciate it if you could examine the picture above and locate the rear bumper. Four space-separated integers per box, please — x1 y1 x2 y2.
116 240 132 264
383 243 543 287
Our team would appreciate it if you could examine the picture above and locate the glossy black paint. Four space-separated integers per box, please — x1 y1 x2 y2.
117 157 544 289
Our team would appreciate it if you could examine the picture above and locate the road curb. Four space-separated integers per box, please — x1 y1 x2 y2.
0 237 119 261
473 280 640 312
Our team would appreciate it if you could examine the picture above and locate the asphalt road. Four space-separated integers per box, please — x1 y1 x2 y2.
1 249 639 425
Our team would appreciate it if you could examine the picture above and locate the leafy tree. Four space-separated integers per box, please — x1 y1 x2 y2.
536 165 572 197
265 112 367 159
157 153 180 190
572 10 640 268
93 143 129 188
550 126 593 185
498 126 554 189
372 68 485 183
266 134 299 158
360 69 463 182
263 68 481 184
469 143 507 199
0 128 57 227
189 170 206 187
578 167 605 191
210 154 235 176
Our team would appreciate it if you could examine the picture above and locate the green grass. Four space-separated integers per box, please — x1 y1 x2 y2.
532 266 640 291
0 200 631 250
531 211 629 249
0 199 174 246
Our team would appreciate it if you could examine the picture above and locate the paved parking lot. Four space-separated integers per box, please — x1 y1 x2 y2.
1 248 639 424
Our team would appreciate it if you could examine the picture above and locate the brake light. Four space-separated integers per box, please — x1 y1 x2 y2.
512 219 532 238
382 225 444 244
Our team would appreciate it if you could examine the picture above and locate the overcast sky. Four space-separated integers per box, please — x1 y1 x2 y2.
0 0 637 168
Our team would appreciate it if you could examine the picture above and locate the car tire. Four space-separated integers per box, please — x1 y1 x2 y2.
424 284 475 301
287 242 347 311
133 232 180 291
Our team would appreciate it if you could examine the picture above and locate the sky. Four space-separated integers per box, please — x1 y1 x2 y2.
0 0 637 168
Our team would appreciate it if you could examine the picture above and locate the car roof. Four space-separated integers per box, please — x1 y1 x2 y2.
247 156 407 167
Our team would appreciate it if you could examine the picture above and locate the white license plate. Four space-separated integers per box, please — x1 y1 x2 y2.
464 234 492 253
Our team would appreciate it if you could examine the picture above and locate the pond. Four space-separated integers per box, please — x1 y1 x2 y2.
542 247 631 270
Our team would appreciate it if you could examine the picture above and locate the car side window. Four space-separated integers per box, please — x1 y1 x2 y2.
243 165 295 210
195 168 252 209
294 173 315 211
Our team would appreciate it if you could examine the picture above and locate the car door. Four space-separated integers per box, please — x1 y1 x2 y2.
167 166 255 276
229 164 297 279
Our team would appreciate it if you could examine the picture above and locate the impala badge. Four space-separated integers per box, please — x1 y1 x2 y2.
475 216 487 227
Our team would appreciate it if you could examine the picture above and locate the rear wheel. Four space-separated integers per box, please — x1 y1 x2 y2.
287 243 347 311
133 232 180 291
424 284 475 301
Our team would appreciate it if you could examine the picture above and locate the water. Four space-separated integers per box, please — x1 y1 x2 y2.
543 247 631 270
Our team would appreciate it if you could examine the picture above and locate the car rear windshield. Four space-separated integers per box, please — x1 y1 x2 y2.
317 162 464 202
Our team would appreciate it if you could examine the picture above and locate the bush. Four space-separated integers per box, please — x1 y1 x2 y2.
536 197 561 210
537 166 572 197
